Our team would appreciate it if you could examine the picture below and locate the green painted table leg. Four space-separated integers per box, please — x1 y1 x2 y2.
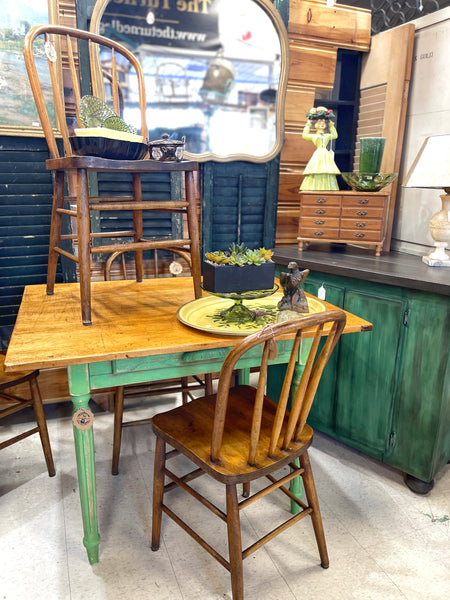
290 458 303 514
68 364 100 564
237 368 250 385
289 352 310 514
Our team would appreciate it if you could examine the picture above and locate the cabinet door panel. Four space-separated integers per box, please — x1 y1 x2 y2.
303 278 345 431
388 292 450 481
335 289 407 458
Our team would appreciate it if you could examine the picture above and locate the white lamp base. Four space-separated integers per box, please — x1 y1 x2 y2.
423 242 450 267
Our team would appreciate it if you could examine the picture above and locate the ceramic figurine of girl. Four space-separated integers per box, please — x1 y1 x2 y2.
300 106 340 191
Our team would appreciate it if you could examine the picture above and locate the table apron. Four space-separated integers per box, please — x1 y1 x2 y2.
86 341 296 391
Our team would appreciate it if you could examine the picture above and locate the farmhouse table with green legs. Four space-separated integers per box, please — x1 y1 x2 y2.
4 277 372 564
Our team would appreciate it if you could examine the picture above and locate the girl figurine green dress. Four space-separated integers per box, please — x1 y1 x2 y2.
300 106 340 191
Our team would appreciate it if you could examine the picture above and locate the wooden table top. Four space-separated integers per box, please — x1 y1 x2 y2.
4 277 373 372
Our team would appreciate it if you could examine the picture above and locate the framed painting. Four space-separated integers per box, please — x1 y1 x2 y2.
0 0 59 136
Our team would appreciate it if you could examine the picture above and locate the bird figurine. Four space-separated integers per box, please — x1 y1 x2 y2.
277 262 310 314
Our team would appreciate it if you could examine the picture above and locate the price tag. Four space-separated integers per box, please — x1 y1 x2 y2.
318 285 326 300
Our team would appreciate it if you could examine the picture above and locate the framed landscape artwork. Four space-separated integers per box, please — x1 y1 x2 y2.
0 0 57 136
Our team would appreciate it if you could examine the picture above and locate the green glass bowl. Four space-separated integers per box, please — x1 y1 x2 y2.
341 172 398 192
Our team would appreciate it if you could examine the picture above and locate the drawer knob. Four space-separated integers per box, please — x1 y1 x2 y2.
314 219 325 224
358 199 369 204
356 222 366 228
356 210 367 216
314 231 324 236
315 208 326 214
315 198 327 203
354 232 366 238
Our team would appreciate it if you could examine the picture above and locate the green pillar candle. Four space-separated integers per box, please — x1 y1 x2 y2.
359 137 386 173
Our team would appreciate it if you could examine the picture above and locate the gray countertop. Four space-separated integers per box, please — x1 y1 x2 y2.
273 244 450 296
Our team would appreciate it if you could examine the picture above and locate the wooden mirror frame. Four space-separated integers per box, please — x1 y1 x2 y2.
89 0 289 163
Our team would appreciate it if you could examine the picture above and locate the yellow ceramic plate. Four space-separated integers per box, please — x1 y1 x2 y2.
177 293 326 336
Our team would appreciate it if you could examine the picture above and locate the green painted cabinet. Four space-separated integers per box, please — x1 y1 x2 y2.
276 266 450 490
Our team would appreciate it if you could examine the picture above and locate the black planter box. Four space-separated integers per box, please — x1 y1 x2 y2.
202 261 276 294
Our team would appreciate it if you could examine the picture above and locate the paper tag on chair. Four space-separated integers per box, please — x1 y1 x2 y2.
169 261 183 275
44 41 57 63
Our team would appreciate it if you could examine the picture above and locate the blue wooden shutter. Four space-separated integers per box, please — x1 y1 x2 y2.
201 158 280 255
0 137 62 348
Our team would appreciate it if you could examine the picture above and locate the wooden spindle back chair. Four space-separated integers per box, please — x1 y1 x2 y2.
103 247 213 476
23 25 201 325
151 309 347 600
0 355 55 477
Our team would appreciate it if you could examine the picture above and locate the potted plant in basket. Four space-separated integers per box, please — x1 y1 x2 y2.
203 243 276 294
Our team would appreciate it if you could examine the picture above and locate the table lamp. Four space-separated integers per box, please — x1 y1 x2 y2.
403 134 450 267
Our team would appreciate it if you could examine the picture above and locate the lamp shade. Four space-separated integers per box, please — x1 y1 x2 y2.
403 134 450 189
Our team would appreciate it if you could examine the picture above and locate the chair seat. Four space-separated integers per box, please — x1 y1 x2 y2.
152 384 314 484
46 156 199 173
0 355 37 389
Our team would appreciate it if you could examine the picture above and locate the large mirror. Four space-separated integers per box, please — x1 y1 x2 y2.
89 0 289 162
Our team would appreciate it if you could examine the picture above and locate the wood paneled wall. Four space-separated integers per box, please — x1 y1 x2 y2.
276 0 371 247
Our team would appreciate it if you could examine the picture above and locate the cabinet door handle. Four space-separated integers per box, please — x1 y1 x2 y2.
314 231 324 236
315 208 326 214
354 232 366 238
314 219 325 224
315 198 327 203
356 222 366 228
358 199 369 204
356 210 367 216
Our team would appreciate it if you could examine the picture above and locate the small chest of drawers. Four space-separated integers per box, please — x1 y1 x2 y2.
298 191 388 256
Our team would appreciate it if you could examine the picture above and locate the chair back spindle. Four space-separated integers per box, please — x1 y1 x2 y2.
210 310 346 465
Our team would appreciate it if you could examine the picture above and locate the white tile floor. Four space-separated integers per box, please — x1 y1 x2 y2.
1 395 449 600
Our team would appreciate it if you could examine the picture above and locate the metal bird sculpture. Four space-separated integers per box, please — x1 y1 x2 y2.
278 261 310 313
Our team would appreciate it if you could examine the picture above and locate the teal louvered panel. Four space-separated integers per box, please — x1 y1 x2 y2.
0 137 59 348
201 157 280 256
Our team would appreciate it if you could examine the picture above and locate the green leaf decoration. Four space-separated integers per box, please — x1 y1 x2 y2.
79 96 137 134
102 116 137 135
79 95 115 128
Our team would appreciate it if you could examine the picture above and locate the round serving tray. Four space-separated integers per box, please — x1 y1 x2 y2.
177 293 326 336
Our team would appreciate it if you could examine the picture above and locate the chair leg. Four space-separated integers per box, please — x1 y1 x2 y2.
205 373 213 395
226 483 244 600
77 169 92 326
300 451 329 568
29 375 55 477
181 376 190 404
47 171 65 296
151 436 166 551
112 386 125 475
185 170 202 299
132 173 144 282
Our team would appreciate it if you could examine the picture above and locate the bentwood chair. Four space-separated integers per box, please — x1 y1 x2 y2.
23 25 201 325
151 310 347 600
103 248 213 475
0 354 55 477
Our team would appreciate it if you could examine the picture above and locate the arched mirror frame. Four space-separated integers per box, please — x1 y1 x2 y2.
89 0 289 163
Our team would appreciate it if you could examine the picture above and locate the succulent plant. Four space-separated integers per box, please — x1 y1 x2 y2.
205 244 273 267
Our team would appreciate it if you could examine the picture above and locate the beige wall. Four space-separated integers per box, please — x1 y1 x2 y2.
392 7 450 255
